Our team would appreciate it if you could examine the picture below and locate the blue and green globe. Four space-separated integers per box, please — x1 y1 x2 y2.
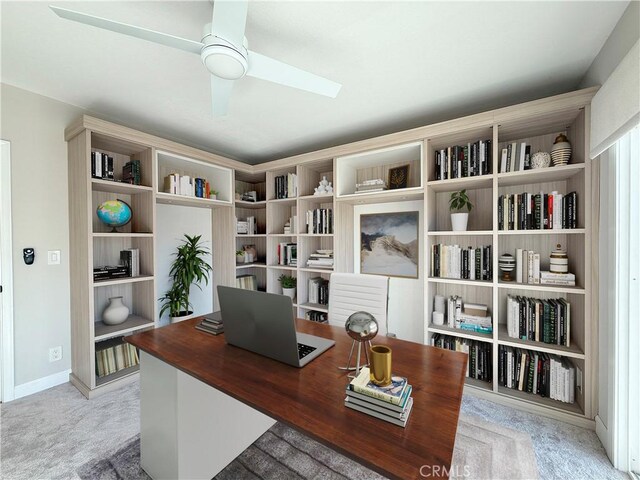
96 199 132 232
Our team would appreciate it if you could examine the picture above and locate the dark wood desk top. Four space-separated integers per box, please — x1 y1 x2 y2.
128 318 467 479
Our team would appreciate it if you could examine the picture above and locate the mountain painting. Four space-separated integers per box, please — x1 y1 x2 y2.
360 211 419 278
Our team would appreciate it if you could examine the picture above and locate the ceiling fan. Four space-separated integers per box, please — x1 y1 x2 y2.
50 1 341 116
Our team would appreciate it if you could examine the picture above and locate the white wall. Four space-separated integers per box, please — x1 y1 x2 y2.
0 83 85 387
353 201 424 343
156 204 213 326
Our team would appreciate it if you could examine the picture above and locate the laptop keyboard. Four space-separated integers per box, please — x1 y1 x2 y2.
298 343 317 359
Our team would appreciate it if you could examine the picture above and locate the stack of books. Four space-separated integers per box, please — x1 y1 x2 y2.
305 208 333 234
307 277 329 304
236 216 257 235
540 271 576 287
122 160 141 185
432 334 492 382
434 139 492 180
195 313 224 336
345 367 413 428
164 173 211 199
445 297 492 334
91 151 114 180
95 337 139 378
430 244 492 280
120 248 140 277
355 179 386 193
498 191 578 230
275 173 297 199
506 295 571 345
498 142 531 173
305 310 327 323
277 242 297 266
306 251 333 269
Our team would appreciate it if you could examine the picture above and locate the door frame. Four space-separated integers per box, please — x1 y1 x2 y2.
1 140 15 402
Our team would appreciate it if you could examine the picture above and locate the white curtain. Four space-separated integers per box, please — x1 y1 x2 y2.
590 40 640 158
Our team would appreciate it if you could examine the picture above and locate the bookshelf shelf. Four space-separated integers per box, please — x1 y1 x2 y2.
498 229 585 235
156 192 232 209
428 324 493 343
268 233 298 237
235 200 267 209
497 281 585 294
428 230 493 237
91 179 153 194
298 193 334 201
298 234 334 237
497 164 585 187
426 176 493 193
267 265 297 270
236 262 267 269
298 302 329 313
336 187 423 205
464 377 494 392
95 365 140 387
299 267 334 274
496 325 585 359
93 275 154 288
428 278 494 288
497 386 584 416
268 197 297 205
94 315 155 342
92 232 153 238
235 234 267 238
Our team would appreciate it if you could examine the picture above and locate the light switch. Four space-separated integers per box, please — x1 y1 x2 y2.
48 250 61 265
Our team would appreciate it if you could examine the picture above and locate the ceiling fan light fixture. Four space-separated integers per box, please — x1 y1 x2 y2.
201 44 247 80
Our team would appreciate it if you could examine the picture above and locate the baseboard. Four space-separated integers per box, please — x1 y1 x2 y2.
13 369 71 400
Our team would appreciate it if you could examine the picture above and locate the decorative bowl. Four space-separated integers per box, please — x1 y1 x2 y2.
530 151 551 169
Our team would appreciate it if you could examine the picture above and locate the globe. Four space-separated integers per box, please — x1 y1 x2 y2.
96 199 132 232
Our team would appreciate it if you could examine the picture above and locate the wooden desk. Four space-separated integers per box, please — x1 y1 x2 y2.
128 318 467 479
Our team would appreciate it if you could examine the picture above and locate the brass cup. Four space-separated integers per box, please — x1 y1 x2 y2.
369 345 392 386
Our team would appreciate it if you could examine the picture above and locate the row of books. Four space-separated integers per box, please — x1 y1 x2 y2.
95 338 139 378
236 216 258 235
498 191 578 230
91 151 115 180
434 139 492 180
443 297 492 334
164 173 212 199
275 173 298 199
430 244 493 281
307 277 329 305
236 274 258 290
498 142 532 173
431 334 492 382
122 160 141 185
306 251 333 269
277 242 297 266
305 310 327 323
355 179 386 193
195 313 224 336
345 367 413 428
506 295 571 346
498 345 576 404
305 208 333 234
120 248 140 277
93 265 129 282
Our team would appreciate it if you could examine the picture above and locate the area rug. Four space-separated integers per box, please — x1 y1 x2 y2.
77 414 538 480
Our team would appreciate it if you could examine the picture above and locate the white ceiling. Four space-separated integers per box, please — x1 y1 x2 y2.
1 1 628 164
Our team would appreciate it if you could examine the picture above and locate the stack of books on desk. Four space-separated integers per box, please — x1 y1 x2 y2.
195 313 224 335
345 367 413 427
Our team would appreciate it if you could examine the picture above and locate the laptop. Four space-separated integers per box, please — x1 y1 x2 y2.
217 286 335 367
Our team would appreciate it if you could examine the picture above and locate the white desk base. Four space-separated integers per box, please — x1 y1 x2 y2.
139 352 276 479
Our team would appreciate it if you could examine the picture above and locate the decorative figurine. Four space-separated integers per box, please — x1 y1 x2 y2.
314 176 334 195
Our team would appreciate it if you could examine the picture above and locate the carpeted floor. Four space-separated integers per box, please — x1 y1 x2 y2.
0 380 625 480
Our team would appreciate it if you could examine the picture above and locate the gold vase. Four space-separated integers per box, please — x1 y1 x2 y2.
369 345 392 386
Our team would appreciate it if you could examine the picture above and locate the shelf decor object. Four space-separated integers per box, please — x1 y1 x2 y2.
530 151 551 169
551 134 572 166
341 311 379 378
449 189 473 232
499 254 516 281
550 244 569 273
96 199 132 233
369 345 392 386
314 176 333 195
102 296 129 325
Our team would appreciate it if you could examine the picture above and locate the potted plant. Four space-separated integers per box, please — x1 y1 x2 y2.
159 234 212 323
210 190 219 200
278 274 296 300
449 189 473 232
236 249 246 264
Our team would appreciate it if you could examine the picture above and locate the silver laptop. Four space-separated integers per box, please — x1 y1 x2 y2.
217 286 335 367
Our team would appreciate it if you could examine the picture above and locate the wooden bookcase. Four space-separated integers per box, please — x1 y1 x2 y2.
66 88 597 426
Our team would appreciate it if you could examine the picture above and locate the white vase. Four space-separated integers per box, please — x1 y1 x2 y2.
103 296 129 325
282 287 296 300
450 213 469 232
170 311 195 324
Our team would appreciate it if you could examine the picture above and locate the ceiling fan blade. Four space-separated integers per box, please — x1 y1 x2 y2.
50 5 203 54
210 0 248 47
211 76 234 116
246 51 341 98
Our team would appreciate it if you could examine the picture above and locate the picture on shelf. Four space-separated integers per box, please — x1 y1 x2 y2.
360 211 419 278
388 164 410 190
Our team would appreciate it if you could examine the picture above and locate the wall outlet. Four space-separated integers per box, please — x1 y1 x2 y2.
49 346 62 362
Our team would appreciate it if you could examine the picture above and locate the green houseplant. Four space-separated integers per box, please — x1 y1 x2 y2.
159 234 212 323
449 189 473 232
278 274 296 300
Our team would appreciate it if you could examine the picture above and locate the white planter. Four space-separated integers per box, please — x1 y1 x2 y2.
450 212 469 232
170 311 195 324
282 287 296 300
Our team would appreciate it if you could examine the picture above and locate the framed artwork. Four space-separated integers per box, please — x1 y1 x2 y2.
360 211 419 278
388 164 410 189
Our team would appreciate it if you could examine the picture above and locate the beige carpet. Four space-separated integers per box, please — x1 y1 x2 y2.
75 412 539 480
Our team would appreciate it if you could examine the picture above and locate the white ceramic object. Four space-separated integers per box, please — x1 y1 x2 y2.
530 151 551 169
499 254 516 281
450 212 469 231
551 134 572 166
432 311 445 326
170 311 195 324
550 244 569 273
282 287 296 300
103 296 129 325
314 176 333 195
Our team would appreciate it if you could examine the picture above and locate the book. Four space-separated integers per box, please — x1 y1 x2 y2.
345 385 413 413
195 323 224 335
348 367 408 405
344 396 413 427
